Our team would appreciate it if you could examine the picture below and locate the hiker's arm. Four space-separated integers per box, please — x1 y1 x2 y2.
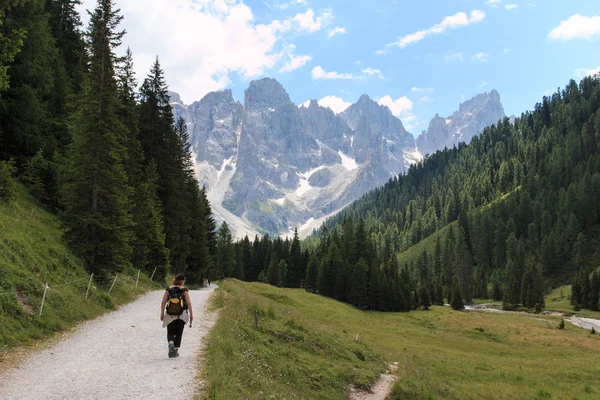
185 291 193 321
160 291 168 321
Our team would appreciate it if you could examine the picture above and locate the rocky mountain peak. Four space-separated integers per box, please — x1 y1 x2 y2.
417 90 506 155
244 78 291 110
199 89 235 105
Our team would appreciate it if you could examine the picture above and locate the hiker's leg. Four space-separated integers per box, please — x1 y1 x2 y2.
173 320 185 348
167 321 177 344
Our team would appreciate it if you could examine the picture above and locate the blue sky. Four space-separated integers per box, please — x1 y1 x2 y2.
80 0 600 135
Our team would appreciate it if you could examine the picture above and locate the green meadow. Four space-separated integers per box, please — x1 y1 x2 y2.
202 279 600 400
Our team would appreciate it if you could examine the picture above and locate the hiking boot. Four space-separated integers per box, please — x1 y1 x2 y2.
168 342 175 358
173 348 179 358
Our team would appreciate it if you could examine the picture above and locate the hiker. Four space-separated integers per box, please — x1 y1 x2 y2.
160 274 193 358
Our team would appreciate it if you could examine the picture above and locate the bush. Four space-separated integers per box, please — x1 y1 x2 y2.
558 319 565 330
0 159 17 203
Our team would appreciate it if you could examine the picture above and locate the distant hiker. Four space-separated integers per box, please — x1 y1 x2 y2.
207 278 211 286
160 274 193 358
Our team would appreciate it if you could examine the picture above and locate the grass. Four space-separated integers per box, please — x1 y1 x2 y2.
545 285 600 319
0 184 160 350
203 279 600 400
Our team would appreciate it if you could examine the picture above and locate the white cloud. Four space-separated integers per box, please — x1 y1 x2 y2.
293 8 333 32
311 65 356 80
419 96 433 103
478 80 488 89
317 96 352 114
386 10 485 49
76 1 334 103
505 4 518 10
328 26 346 38
504 47 510 53
485 0 502 8
362 67 384 79
472 52 489 62
444 51 464 62
549 14 600 41
279 53 312 72
575 66 600 78
377 95 413 117
411 87 434 93
353 60 362 65
375 49 391 55
273 0 308 10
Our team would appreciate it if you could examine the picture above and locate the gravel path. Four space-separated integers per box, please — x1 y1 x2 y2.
0 286 217 400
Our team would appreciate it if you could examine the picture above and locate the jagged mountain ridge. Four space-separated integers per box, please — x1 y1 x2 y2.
171 79 504 238
416 90 506 155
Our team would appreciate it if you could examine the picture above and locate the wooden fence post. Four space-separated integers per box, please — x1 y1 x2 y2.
39 283 49 317
108 274 119 295
85 273 93 299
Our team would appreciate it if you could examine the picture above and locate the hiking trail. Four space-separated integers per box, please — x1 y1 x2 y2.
0 286 217 400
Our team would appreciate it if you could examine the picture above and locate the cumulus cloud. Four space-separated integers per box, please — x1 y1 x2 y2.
328 26 346 38
472 52 489 62
77 1 333 103
377 95 413 117
549 14 600 41
505 4 518 10
386 10 485 49
317 96 352 113
293 8 333 32
311 65 356 80
279 53 312 72
362 67 384 79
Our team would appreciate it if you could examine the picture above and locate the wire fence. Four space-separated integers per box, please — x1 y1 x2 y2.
0 267 159 317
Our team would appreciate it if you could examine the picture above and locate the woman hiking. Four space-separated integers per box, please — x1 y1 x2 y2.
160 274 194 358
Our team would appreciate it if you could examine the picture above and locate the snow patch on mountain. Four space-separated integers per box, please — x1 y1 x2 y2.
338 151 359 171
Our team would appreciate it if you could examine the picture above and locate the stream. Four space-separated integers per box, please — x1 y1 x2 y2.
462 304 600 331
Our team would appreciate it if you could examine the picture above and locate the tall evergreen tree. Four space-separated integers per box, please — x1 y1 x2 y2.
217 221 235 278
61 0 132 277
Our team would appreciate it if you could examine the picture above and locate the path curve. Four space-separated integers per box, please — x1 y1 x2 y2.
0 286 217 400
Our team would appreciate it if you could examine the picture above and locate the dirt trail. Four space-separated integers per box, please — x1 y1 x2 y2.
349 363 399 400
0 286 217 400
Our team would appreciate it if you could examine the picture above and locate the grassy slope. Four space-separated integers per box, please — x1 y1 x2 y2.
396 222 456 268
0 184 158 348
204 280 600 400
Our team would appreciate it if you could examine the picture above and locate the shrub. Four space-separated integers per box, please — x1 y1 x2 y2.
558 319 565 330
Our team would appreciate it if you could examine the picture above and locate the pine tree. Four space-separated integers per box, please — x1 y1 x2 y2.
0 0 41 91
0 1 56 159
286 228 303 287
304 256 319 292
61 0 132 277
266 256 281 287
115 46 169 280
139 57 192 274
351 258 368 309
419 285 431 310
217 222 235 278
450 282 464 310
454 226 474 302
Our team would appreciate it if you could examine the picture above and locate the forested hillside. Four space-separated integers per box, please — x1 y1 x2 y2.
0 0 217 283
227 75 600 314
